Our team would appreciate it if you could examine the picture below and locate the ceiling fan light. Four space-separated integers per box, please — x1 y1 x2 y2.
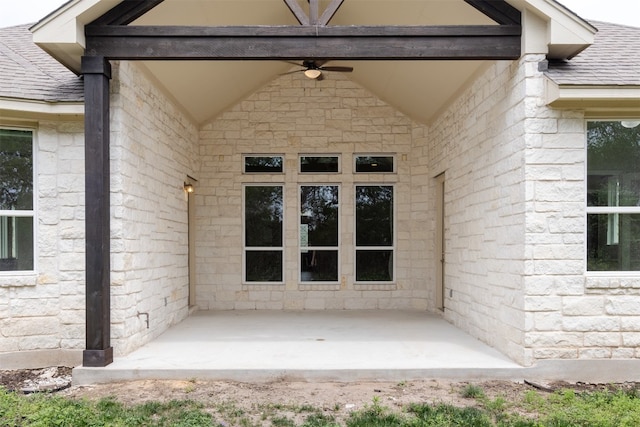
304 69 322 80
621 120 640 129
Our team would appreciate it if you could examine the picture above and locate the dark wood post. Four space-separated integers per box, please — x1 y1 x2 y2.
82 56 113 367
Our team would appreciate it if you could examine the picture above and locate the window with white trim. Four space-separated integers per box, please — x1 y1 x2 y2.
355 185 394 282
0 128 34 272
299 185 339 283
587 120 640 271
243 184 284 282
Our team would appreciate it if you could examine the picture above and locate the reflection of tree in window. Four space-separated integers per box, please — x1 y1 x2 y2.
301 186 338 247
245 186 283 247
300 186 339 282
587 121 640 271
355 185 394 281
244 156 283 173
355 156 394 173
0 129 34 272
300 157 339 173
244 186 283 282
0 130 33 211
356 186 393 246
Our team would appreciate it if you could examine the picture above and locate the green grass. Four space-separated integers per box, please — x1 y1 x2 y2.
3 384 640 427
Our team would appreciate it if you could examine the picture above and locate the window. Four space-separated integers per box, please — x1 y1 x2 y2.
244 156 283 173
300 156 340 173
355 185 394 282
355 155 394 173
300 185 339 282
244 185 284 282
0 129 34 272
587 120 640 271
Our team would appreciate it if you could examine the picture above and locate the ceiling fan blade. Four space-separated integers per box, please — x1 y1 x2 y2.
279 69 304 75
319 66 354 72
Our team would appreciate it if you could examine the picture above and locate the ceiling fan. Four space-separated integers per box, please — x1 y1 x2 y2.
284 60 354 80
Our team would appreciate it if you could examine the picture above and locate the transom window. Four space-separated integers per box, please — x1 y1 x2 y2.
243 185 284 282
355 185 394 282
587 120 640 271
299 185 339 283
244 155 284 173
354 155 395 173
300 155 340 173
0 128 34 273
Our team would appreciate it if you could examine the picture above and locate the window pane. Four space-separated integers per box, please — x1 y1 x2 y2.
356 250 393 281
301 250 338 282
588 214 640 271
245 251 283 282
245 186 283 247
355 156 394 173
587 122 640 207
300 156 339 173
356 186 394 246
300 186 338 247
0 129 33 210
244 156 283 173
0 216 34 271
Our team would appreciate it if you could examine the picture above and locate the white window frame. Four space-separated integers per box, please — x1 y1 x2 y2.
298 183 341 284
354 183 396 284
242 183 285 285
0 127 36 275
585 119 640 275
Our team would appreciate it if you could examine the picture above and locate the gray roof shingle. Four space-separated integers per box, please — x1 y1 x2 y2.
0 19 638 104
0 24 84 102
546 21 640 86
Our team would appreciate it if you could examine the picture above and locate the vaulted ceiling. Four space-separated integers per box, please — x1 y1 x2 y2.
32 0 595 126
122 0 498 125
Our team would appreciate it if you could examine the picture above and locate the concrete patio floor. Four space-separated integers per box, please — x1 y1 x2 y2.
74 310 534 384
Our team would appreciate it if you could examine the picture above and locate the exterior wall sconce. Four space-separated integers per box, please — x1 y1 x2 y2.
184 175 197 194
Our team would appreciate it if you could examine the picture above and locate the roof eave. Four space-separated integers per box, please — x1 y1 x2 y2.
31 0 121 73
0 98 85 118
546 80 640 113
509 0 596 59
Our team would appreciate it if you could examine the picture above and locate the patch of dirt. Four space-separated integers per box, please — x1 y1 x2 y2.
0 367 72 393
2 368 639 425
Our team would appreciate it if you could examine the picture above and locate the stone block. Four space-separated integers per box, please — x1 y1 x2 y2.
562 297 604 316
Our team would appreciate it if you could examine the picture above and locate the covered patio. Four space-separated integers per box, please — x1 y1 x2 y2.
73 311 523 384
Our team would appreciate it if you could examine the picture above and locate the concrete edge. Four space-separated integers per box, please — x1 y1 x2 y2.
0 349 82 370
72 360 640 386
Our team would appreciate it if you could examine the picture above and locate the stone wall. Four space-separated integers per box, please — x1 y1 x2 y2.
522 59 640 363
196 72 431 311
107 62 199 356
0 117 85 368
426 57 531 364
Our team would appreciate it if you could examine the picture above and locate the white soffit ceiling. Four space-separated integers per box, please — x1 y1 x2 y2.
131 0 495 125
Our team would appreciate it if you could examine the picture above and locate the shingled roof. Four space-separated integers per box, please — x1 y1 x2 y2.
0 24 83 103
546 21 640 86
0 19 638 105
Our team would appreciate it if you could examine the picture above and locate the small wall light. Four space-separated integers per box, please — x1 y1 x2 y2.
184 182 194 193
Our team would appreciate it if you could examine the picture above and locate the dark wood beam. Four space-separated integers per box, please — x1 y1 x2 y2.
91 0 166 26
319 0 345 26
464 0 521 25
81 56 113 368
85 24 521 60
283 0 309 26
309 0 319 25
